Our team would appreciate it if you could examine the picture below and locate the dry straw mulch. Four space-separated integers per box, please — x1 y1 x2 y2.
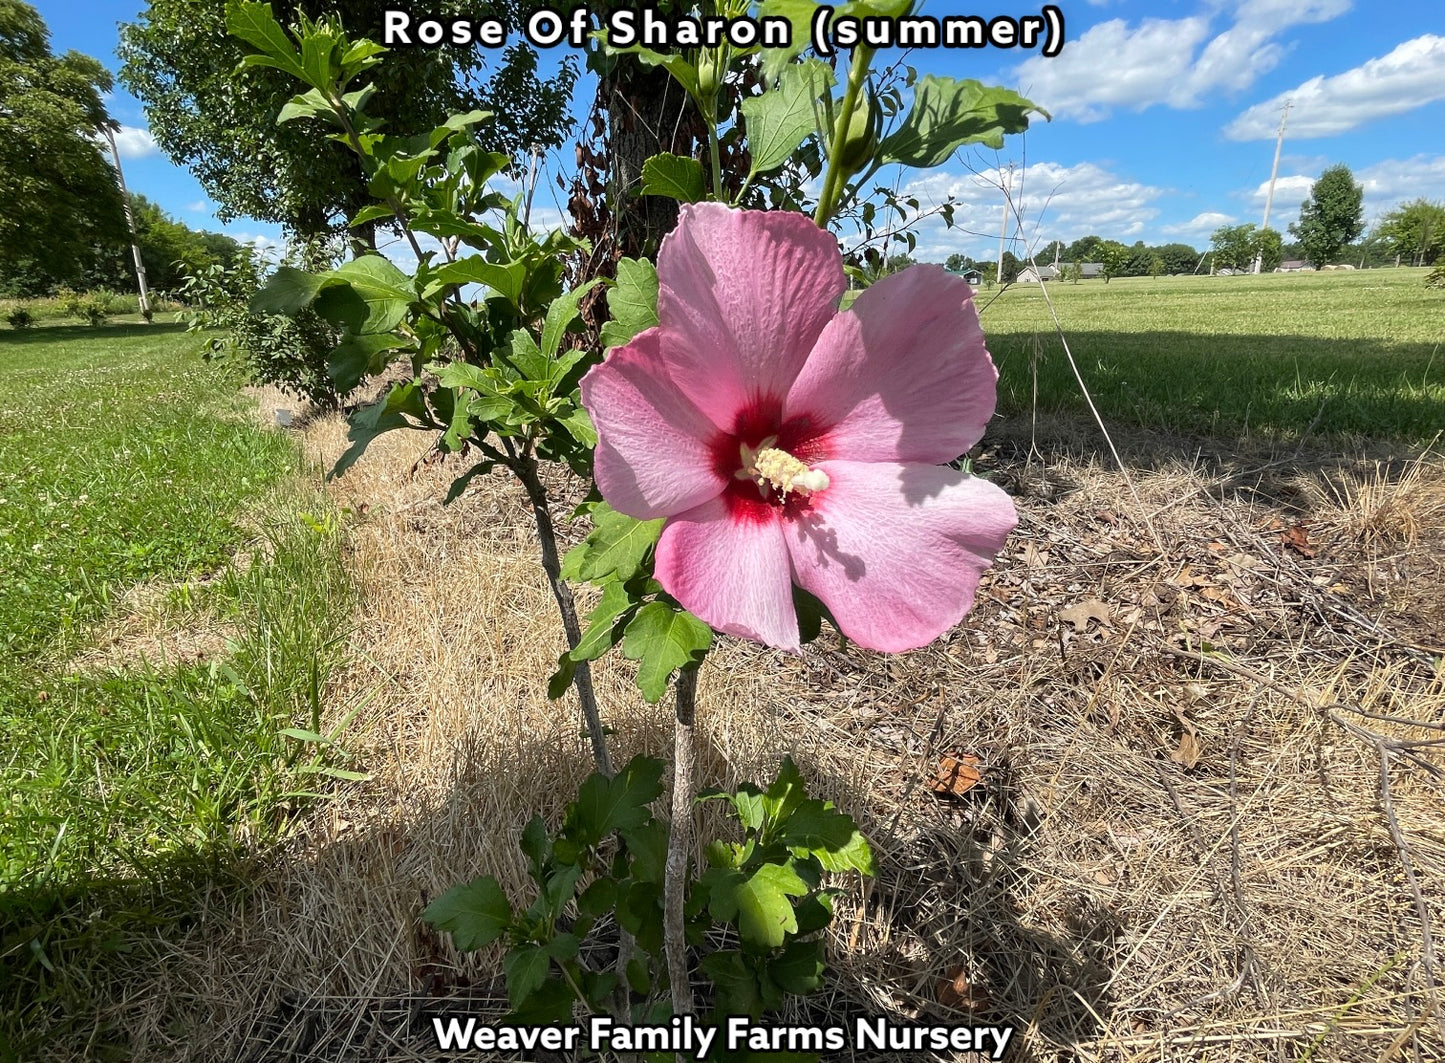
98 398 1445 1062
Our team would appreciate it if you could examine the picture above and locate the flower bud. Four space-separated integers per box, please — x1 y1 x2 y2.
835 79 882 178
696 49 723 101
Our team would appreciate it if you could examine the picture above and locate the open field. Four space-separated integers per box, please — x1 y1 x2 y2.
3 273 1444 1061
0 324 352 1056
983 267 1443 442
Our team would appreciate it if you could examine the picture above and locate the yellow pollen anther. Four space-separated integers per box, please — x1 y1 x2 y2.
736 439 829 500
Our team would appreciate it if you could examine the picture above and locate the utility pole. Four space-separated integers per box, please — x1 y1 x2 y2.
1253 100 1291 274
996 161 1014 285
102 124 151 321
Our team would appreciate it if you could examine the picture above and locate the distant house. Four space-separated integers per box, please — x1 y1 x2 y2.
1276 260 1311 272
1017 264 1059 283
958 268 983 287
1079 262 1105 279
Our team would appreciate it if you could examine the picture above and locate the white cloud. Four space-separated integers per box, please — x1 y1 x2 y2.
898 160 1165 261
1014 0 1350 122
1233 155 1445 231
186 200 212 213
1356 154 1445 219
1225 34 1445 140
1162 211 1237 237
110 125 158 159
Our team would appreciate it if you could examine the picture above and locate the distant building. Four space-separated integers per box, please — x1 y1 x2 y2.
1016 264 1059 283
1079 262 1105 279
1276 260 1313 272
958 268 983 287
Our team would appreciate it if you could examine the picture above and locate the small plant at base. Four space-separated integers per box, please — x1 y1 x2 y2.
423 755 872 1033
1426 264 1445 290
6 307 34 329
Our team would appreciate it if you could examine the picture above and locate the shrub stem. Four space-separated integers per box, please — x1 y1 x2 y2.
510 450 612 777
665 665 699 1019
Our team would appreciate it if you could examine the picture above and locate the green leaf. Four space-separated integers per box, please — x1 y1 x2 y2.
813 827 875 876
622 604 712 704
569 580 637 663
761 756 808 827
620 818 669 885
429 256 527 307
330 381 429 480
741 60 834 176
777 799 858 854
328 333 405 391
700 949 765 1018
250 265 327 316
422 876 512 951
276 87 333 125
226 1 307 81
560 503 664 584
540 279 603 365
640 152 706 203
520 816 550 876
878 76 1045 169
506 976 574 1024
708 863 809 951
793 890 835 936
600 257 658 350
443 461 493 506
754 0 820 81
546 652 576 700
768 938 826 996
503 945 551 1007
570 756 665 846
315 254 413 334
604 40 700 100
556 406 597 448
730 785 767 832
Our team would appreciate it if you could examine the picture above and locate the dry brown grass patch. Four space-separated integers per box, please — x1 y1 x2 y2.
88 410 1445 1062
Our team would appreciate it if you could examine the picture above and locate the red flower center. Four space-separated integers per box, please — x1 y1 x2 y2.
708 396 829 523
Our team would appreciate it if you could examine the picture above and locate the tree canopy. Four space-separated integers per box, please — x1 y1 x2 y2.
1290 164 1365 267
1374 199 1445 267
118 0 577 237
0 0 127 291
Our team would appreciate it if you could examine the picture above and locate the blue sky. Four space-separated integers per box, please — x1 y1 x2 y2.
36 0 1445 263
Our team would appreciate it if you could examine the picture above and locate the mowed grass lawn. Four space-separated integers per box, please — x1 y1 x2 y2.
981 267 1444 442
0 323 351 1054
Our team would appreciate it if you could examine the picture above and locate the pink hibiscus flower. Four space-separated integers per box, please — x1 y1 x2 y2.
580 203 1017 653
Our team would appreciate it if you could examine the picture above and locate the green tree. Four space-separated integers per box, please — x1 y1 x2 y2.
1252 226 1283 272
1066 234 1104 263
1374 199 1445 266
1152 242 1201 275
1036 239 1066 264
1210 223 1256 271
0 0 127 293
118 0 577 237
1097 240 1129 283
1290 164 1365 267
945 252 968 272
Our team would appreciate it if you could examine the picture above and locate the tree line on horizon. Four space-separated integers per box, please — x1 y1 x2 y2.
4 0 1442 301
934 165 1443 283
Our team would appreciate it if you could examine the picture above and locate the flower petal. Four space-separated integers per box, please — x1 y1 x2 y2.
785 461 1017 653
655 496 800 653
581 329 727 519
785 265 997 464
657 203 845 425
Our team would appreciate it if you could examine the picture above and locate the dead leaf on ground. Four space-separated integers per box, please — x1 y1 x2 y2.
1169 711 1202 769
1059 599 1111 630
1281 523 1316 558
937 965 992 1011
929 752 983 798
